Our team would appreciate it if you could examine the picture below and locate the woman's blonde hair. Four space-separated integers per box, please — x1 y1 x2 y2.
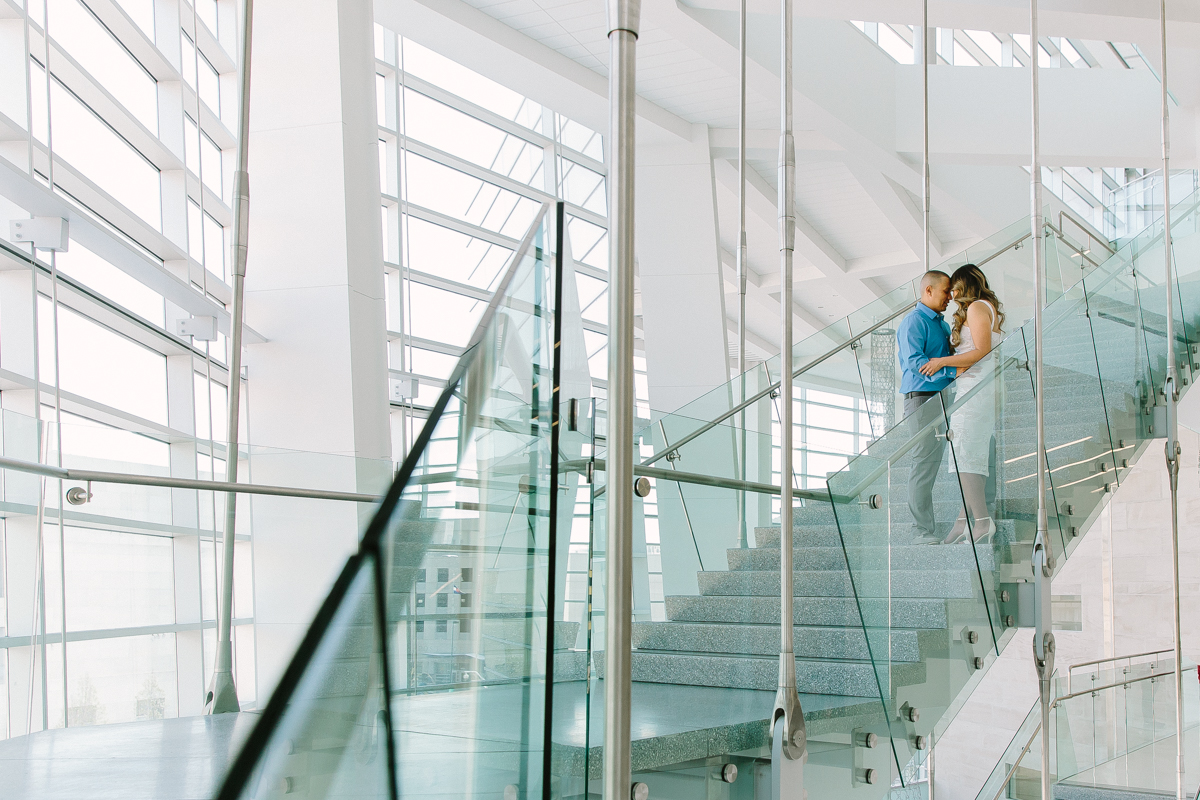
949 264 1005 348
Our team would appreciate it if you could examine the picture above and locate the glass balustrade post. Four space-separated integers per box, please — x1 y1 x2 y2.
208 0 256 716
603 0 638 793
1028 5 1058 799
1155 8 1187 798
770 0 805 774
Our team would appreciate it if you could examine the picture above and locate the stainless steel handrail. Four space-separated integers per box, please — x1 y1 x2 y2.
639 303 918 467
1068 648 1173 693
831 355 1022 503
1070 648 1173 674
639 214 1098 470
1056 668 1169 705
985 719 1043 800
0 454 381 503
561 458 828 502
984 665 1176 800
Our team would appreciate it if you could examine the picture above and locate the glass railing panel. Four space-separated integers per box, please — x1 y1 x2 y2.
227 557 391 800
975 699 1042 800
1169 193 1200 356
967 327 1037 591
824 439 899 774
827 388 990 778
939 347 1009 654
382 206 559 800
1082 255 1149 488
1054 659 1198 794
1129 217 1175 400
1026 278 1116 560
214 202 562 800
843 279 918 341
0 408 44 509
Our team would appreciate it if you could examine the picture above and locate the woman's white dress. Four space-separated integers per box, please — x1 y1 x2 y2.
949 300 1001 476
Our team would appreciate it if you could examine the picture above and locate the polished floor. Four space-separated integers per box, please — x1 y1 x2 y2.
1056 726 1200 800
0 681 870 799
0 712 257 800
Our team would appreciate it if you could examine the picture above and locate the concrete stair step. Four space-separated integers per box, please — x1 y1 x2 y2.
663 594 949 630
726 543 996 573
612 651 924 697
697 568 979 600
631 620 922 662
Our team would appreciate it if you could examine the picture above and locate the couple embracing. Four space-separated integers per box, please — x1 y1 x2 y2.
897 264 1005 545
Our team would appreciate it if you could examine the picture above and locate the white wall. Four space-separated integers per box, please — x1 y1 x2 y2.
935 387 1200 798
636 124 730 415
243 0 392 701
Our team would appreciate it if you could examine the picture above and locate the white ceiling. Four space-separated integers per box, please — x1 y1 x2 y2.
380 0 1200 361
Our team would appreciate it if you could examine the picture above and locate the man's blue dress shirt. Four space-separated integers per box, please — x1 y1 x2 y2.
897 302 953 394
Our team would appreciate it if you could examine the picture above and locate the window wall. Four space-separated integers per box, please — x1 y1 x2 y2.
849 21 1175 238
372 27 611 454
371 24 630 658
770 388 874 520
0 0 252 738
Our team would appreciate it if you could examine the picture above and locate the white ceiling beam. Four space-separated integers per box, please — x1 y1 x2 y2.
708 127 844 161
373 0 693 142
651 0 1001 242
681 0 1200 47
844 160 942 263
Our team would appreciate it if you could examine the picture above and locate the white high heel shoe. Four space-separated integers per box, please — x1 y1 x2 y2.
970 517 997 543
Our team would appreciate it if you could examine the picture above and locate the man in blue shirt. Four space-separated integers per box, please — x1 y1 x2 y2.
896 270 954 541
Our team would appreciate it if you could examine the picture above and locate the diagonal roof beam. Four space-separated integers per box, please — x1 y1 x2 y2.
373 0 692 141
844 161 944 264
647 0 1000 240
713 157 884 303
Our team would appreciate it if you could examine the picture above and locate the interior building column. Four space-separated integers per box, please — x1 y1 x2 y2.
636 125 737 596
241 0 391 698
636 124 730 415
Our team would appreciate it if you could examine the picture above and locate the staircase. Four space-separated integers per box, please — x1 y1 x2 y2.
605 220 1198 794
213 194 1200 800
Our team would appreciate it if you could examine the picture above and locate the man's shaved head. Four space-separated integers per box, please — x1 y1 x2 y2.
920 270 950 292
919 270 952 313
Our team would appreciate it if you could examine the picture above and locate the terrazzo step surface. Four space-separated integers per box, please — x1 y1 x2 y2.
631 620 922 662
725 543 997 573
663 594 949 629
697 567 980 600
618 650 924 696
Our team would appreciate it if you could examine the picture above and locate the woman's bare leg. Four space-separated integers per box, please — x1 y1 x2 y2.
960 472 990 532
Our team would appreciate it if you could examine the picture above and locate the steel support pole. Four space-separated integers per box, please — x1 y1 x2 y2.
1028 3 1057 798
771 0 806 774
735 0 749 550
602 0 638 796
1157 4 1184 799
922 0 930 274
207 0 255 715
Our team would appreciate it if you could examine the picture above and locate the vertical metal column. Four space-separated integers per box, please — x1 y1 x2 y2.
771 0 806 773
922 0 931 274
208 0 255 715
735 0 749 550
603 0 639 795
1028 4 1057 799
1157 4 1184 799
920 9 932 788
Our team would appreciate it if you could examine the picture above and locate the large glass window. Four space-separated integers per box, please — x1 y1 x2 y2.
47 0 158 133
34 73 163 230
65 529 175 631
376 26 610 463
39 298 169 424
1 0 244 741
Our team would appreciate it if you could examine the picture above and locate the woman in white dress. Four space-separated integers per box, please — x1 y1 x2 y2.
917 264 1005 543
